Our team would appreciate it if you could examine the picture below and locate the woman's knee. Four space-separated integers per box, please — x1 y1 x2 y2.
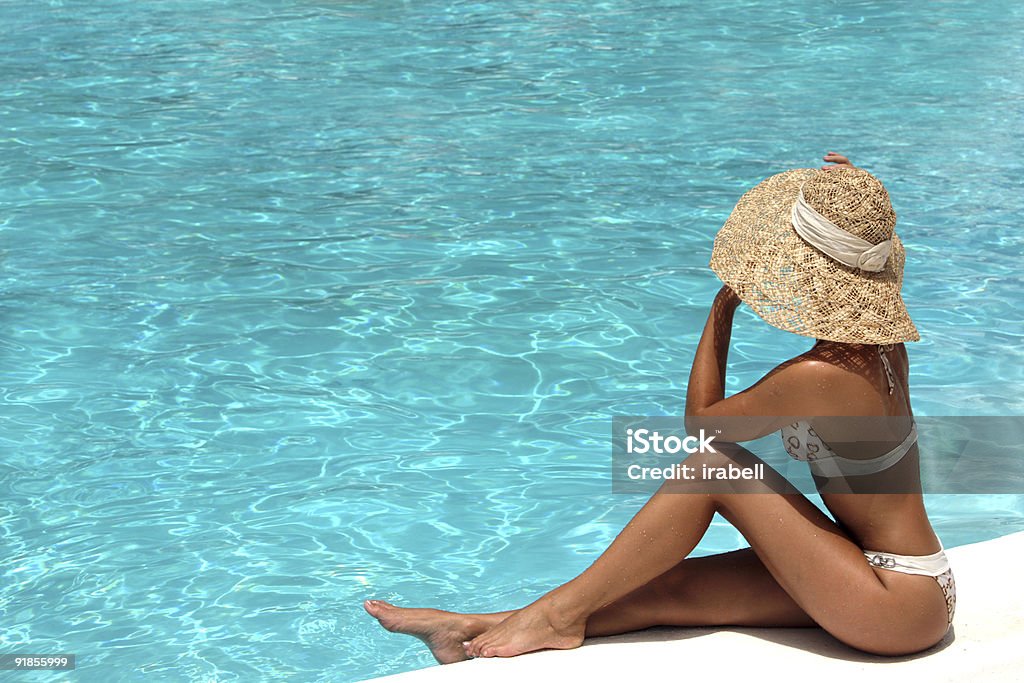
682 440 753 470
679 443 791 496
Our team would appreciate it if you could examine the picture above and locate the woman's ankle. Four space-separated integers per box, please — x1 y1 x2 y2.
541 585 593 630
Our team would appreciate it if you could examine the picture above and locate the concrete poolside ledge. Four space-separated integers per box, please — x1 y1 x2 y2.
365 531 1024 683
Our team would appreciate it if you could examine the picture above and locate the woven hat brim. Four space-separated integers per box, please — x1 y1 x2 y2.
709 168 920 344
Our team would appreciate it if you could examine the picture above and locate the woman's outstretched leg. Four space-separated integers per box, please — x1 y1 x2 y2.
363 600 503 664
584 547 816 634
365 547 815 663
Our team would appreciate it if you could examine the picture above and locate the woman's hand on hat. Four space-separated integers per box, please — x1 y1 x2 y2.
714 284 741 311
821 151 855 170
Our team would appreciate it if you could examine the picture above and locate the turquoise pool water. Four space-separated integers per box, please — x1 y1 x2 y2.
2 1 1023 681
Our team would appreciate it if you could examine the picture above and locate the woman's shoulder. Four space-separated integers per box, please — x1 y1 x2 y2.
765 353 854 388
770 344 899 414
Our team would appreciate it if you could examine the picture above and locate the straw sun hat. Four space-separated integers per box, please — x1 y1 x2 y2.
710 167 919 344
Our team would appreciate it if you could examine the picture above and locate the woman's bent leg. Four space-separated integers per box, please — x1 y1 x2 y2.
466 445 948 658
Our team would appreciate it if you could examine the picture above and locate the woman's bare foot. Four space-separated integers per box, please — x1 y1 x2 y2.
363 600 491 664
463 595 586 659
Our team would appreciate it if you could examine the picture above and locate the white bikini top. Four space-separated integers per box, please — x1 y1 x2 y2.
780 345 917 477
781 420 917 477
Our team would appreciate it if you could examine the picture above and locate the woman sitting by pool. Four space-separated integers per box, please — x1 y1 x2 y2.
364 151 955 661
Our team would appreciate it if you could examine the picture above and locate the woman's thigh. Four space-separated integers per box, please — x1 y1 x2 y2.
686 447 948 654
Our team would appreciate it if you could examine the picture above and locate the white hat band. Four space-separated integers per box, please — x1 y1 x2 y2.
790 189 892 272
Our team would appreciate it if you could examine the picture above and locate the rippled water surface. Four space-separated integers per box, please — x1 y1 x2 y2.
2 1 1023 681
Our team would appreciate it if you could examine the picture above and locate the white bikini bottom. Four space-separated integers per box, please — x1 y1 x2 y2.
863 547 956 626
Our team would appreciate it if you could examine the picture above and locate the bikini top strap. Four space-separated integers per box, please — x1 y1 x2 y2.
878 344 896 395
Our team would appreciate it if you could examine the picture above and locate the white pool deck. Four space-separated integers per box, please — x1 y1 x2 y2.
365 531 1024 683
